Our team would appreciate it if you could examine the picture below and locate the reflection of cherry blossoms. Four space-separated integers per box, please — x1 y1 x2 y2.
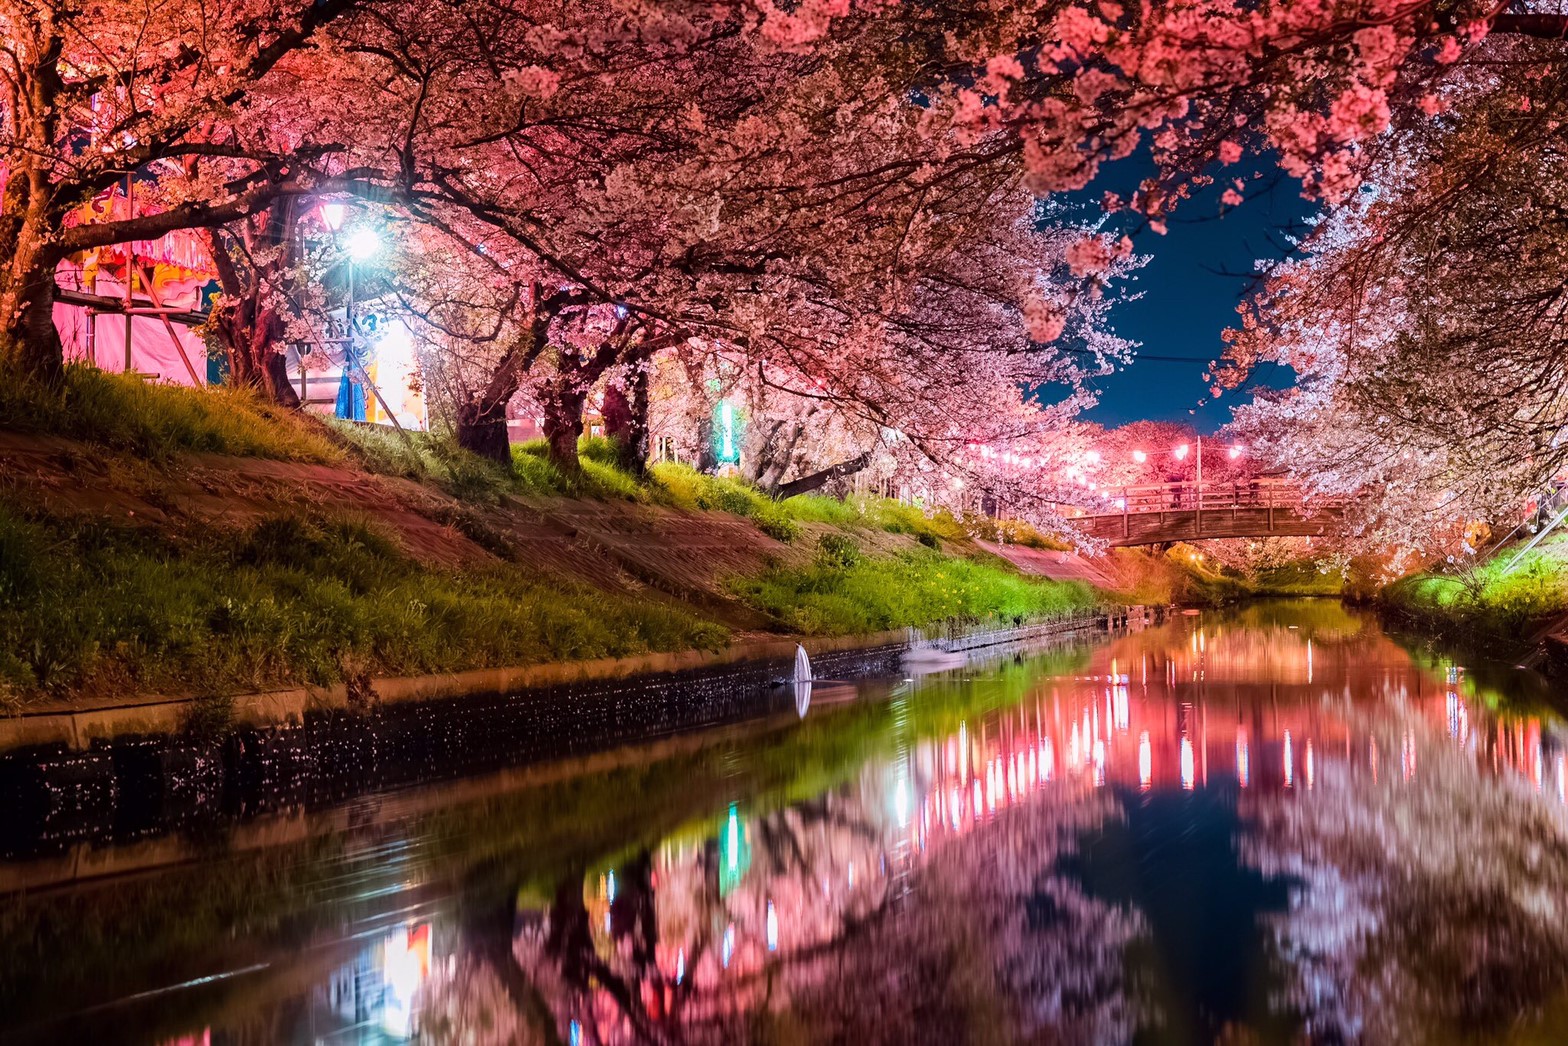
1243 698 1568 1041
513 764 1138 1044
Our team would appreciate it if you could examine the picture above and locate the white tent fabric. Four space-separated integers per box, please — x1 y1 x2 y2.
56 301 207 386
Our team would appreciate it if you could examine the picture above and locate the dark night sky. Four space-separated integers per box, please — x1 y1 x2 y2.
1065 157 1314 434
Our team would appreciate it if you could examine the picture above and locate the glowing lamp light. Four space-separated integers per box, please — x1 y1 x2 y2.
318 201 347 232
345 226 383 262
1228 445 1244 460
1131 450 1147 463
1173 443 1190 460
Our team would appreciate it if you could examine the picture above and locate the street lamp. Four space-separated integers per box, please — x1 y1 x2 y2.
345 226 382 263
315 204 389 424
318 201 347 233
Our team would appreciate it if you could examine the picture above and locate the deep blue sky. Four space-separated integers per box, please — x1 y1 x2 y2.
1065 159 1314 434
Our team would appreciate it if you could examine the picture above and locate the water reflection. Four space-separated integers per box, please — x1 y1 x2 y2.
8 601 1568 1044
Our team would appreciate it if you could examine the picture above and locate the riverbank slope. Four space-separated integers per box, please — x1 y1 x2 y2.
0 371 1106 715
1377 531 1568 668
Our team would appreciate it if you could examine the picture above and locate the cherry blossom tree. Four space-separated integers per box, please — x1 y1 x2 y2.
0 0 394 382
1216 60 1568 553
327 0 1143 485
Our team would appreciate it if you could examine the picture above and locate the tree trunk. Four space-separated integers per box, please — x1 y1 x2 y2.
774 451 873 499
541 387 586 473
263 350 302 410
210 296 300 408
206 222 300 408
455 396 513 462
601 364 650 475
0 267 65 385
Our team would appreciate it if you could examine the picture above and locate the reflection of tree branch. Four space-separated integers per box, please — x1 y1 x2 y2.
459 862 565 1046
544 868 670 1045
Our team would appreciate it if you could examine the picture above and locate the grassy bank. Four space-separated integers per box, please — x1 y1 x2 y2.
0 506 726 705
729 534 1099 635
0 368 1106 708
1380 533 1568 646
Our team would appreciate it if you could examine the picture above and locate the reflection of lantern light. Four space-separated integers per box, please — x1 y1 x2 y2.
766 901 778 952
1305 740 1315 791
379 924 430 1038
1138 731 1152 790
1180 737 1195 790
1284 730 1294 787
1237 730 1249 788
676 948 685 984
722 925 735 968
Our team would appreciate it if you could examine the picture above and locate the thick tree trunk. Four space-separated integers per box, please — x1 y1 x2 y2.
774 451 873 499
0 268 65 385
601 364 649 475
455 397 513 462
211 297 300 408
541 387 587 473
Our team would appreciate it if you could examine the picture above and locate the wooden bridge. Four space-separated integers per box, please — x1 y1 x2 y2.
1072 480 1346 546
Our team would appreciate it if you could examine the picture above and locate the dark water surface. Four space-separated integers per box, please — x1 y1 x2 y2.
5 601 1568 1044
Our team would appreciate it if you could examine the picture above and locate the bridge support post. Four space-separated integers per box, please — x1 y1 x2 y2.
1195 437 1202 539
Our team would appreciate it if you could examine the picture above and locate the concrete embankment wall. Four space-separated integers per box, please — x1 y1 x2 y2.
0 613 1127 876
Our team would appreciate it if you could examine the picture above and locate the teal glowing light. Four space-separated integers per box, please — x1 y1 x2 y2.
718 802 751 895
714 399 742 464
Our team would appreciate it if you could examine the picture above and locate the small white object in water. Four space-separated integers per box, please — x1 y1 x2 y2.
793 644 813 718
794 644 812 684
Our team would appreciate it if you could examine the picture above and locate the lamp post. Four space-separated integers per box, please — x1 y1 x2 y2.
317 202 403 430
315 202 348 405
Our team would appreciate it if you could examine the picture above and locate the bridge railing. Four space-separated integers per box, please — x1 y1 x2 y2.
1067 480 1349 522
1110 479 1285 514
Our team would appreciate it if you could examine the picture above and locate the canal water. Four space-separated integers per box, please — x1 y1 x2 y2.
4 600 1568 1045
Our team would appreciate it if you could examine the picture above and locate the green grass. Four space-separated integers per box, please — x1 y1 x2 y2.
964 513 1074 551
648 462 801 540
0 505 726 702
727 535 1100 635
0 366 343 463
779 492 966 547
647 463 971 547
1382 532 1568 643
